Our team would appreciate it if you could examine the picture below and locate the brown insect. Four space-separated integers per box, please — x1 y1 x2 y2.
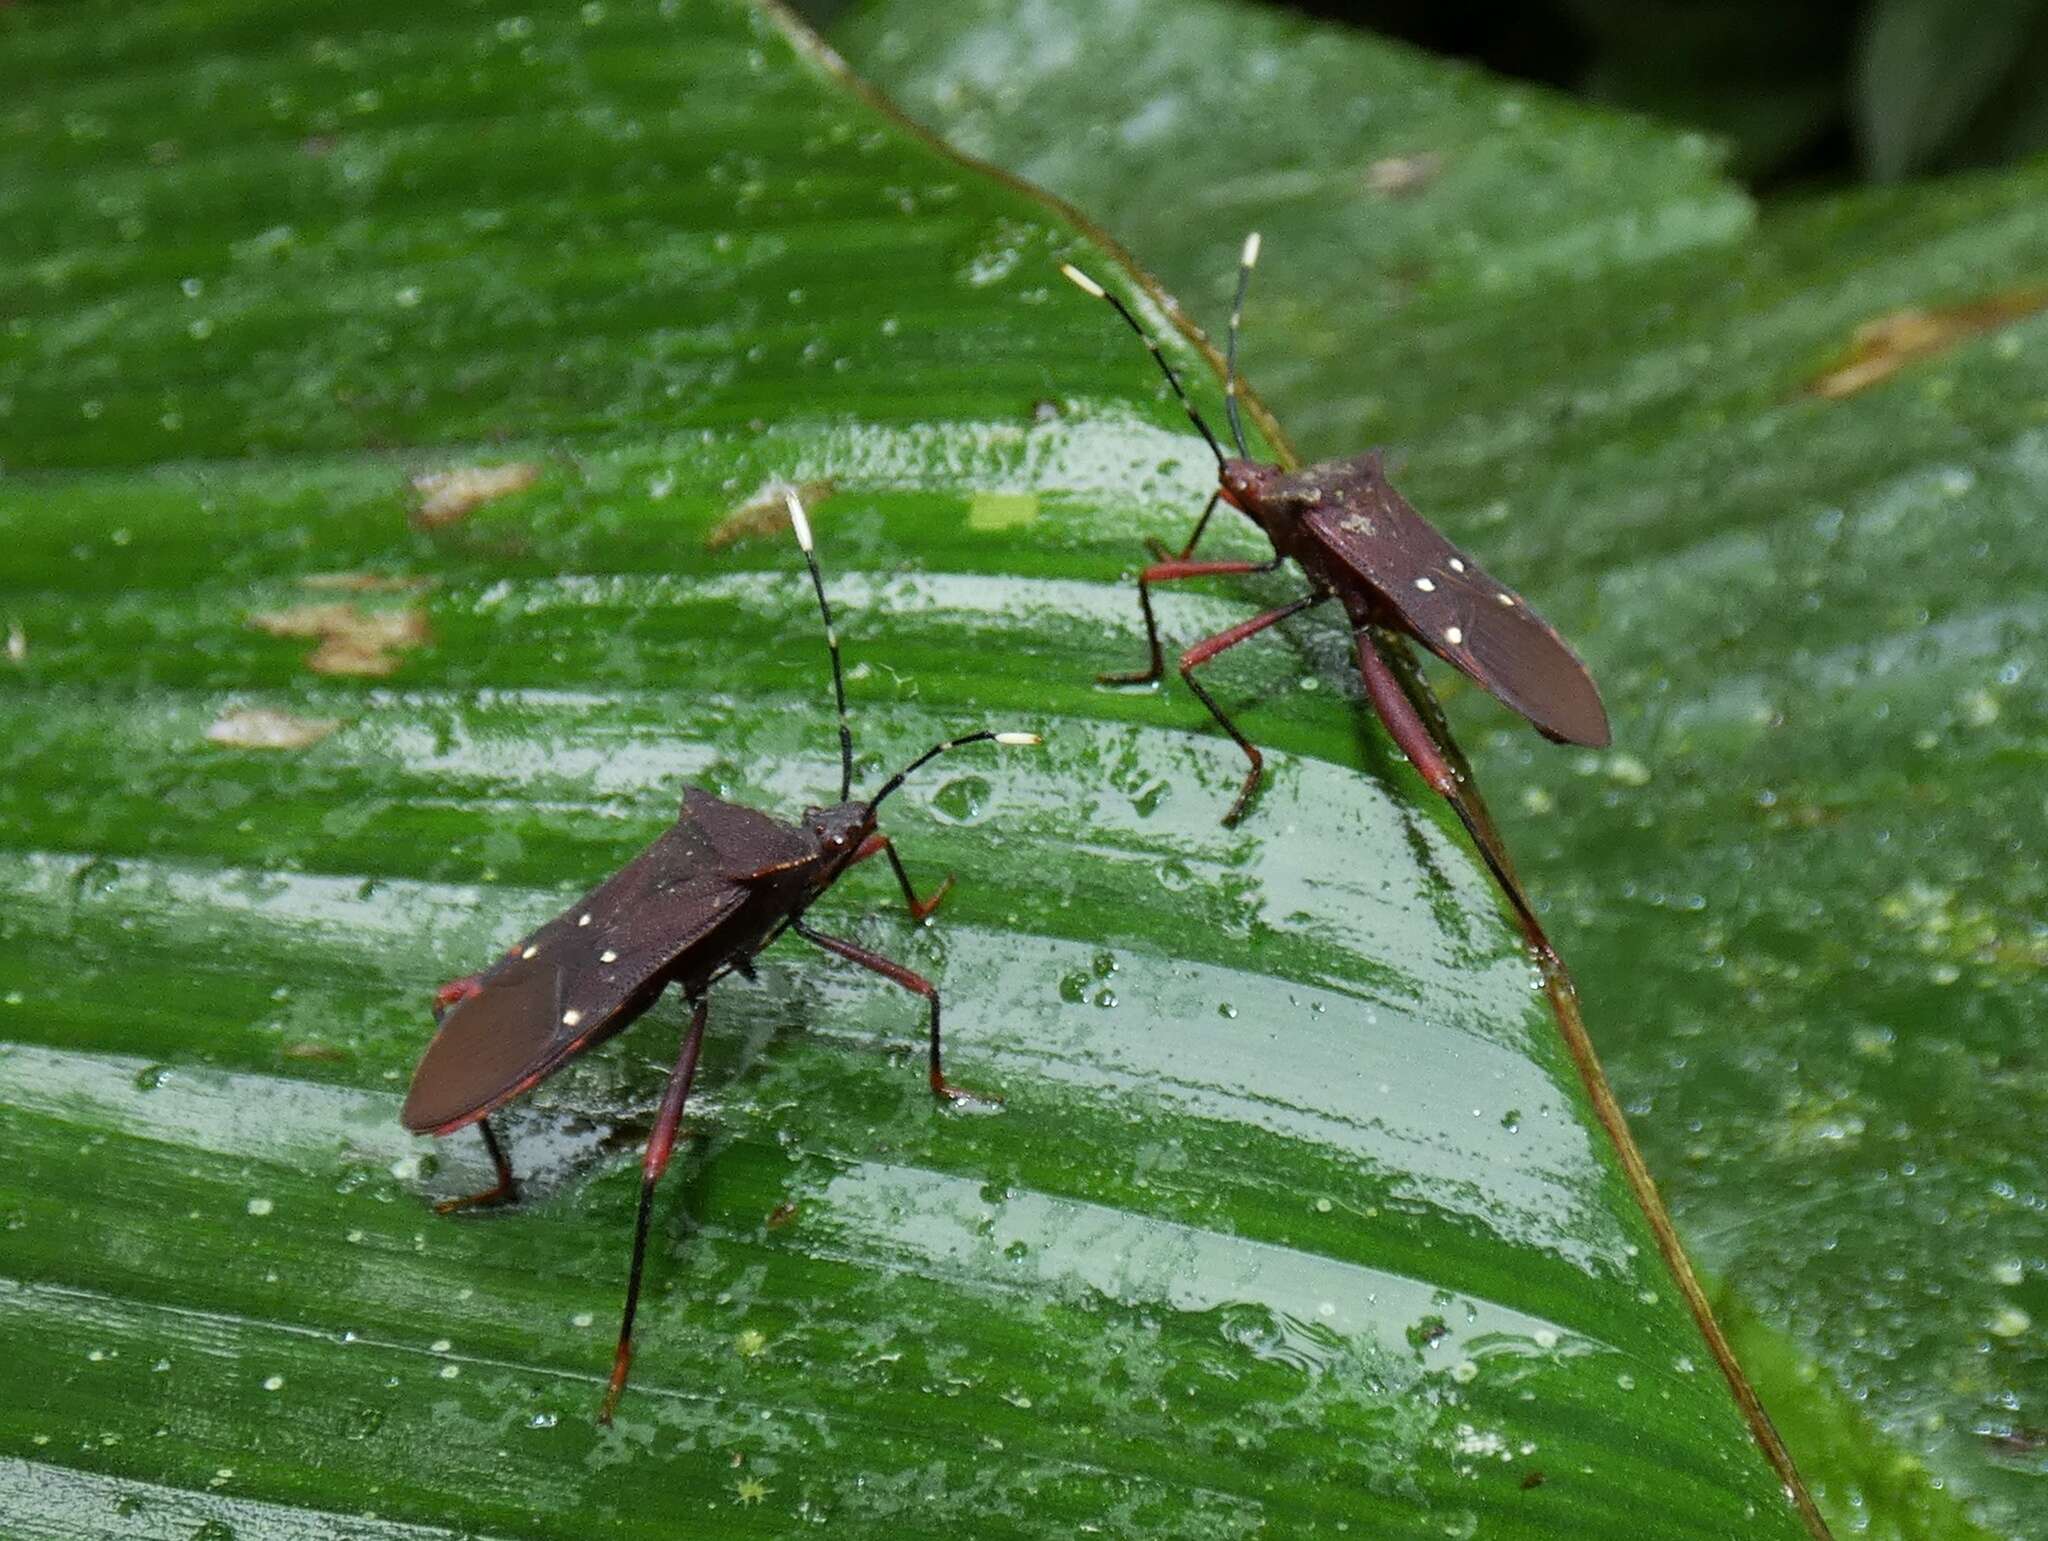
1065 237 1609 941
400 494 1038 1420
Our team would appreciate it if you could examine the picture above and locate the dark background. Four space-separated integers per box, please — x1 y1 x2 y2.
1282 0 2048 188
807 0 2048 192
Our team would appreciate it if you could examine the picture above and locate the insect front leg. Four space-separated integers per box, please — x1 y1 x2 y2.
1145 489 1223 562
1098 556 1283 686
851 832 952 922
1352 626 1557 965
433 1116 519 1215
792 920 997 1107
1179 591 1329 825
600 993 711 1426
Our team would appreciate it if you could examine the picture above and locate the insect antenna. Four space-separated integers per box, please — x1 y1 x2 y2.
785 489 855 802
864 730 1041 815
1060 262 1226 469
1223 231 1259 459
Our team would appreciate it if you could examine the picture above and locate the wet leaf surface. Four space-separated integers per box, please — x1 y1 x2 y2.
0 1 1814 1536
835 0 2048 1535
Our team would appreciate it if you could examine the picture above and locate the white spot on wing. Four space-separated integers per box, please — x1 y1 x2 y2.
561 1009 583 1028
1445 626 1464 646
1497 593 1516 607
1448 558 1466 573
578 913 592 926
1414 577 1436 593
600 949 618 964
521 945 538 960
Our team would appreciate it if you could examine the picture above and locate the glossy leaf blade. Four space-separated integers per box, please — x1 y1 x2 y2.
1 1 1808 1535
834 0 2048 1534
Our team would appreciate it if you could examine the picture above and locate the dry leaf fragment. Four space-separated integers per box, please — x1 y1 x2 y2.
705 477 836 551
5 622 23 664
249 600 430 677
409 462 540 528
205 707 341 750
1809 289 2048 399
1365 152 1444 197
298 571 432 594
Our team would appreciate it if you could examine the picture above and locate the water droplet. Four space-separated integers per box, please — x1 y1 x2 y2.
1500 1108 1520 1133
1057 970 1089 1004
1990 1305 2031 1338
1130 779 1168 817
1217 1002 1237 1019
133 1064 171 1091
1092 987 1117 1009
1408 1315 1449 1350
930 774 991 825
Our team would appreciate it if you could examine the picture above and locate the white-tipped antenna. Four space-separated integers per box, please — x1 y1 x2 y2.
1059 260 1227 468
864 729 1044 814
1059 263 1106 300
785 489 815 552
1223 230 1260 459
785 489 855 802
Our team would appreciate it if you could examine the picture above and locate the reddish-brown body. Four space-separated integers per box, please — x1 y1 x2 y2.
398 492 1035 1422
1065 240 1608 949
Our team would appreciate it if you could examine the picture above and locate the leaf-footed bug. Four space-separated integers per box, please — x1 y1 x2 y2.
1063 237 1609 949
400 493 1040 1421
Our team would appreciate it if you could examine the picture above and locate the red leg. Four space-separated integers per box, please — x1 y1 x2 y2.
850 832 952 922
434 1116 519 1214
793 920 995 1106
1354 627 1557 964
1099 556 1281 685
1178 592 1330 825
599 994 711 1426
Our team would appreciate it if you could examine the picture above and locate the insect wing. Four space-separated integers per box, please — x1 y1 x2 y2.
1302 456 1610 747
683 786 817 878
401 810 755 1134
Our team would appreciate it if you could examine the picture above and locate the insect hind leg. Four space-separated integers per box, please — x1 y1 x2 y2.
433 1116 520 1215
1353 626 1561 968
600 993 711 1425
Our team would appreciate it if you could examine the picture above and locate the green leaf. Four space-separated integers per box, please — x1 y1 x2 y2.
1 1 1814 1536
834 0 2048 1536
